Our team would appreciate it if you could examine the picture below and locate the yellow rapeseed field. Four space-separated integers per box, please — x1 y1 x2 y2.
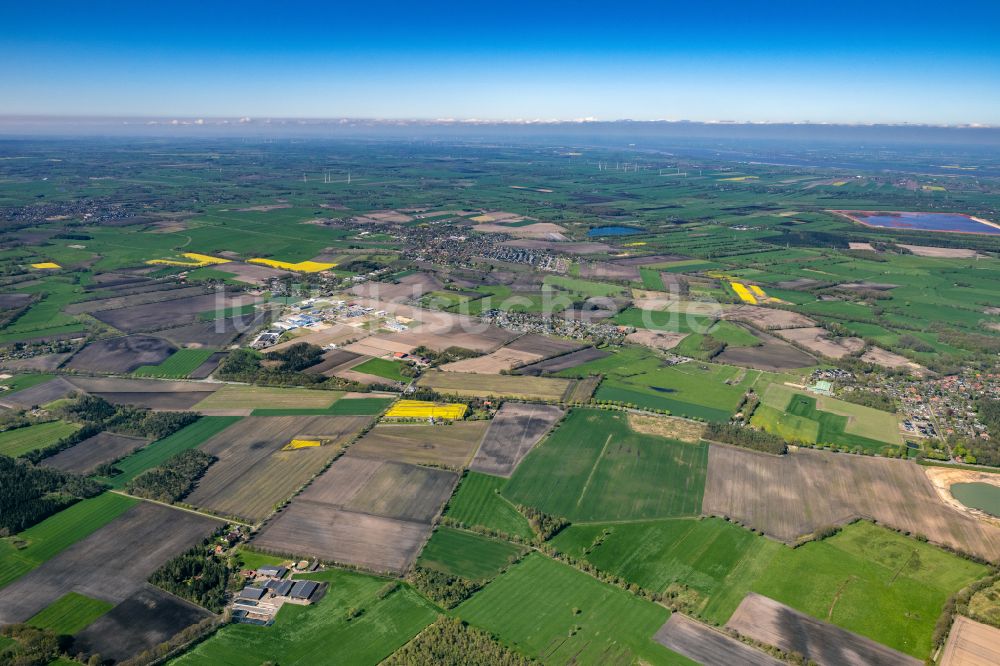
146 252 231 267
384 400 467 420
730 282 758 304
283 439 322 450
248 258 336 273
749 284 767 298
31 262 61 269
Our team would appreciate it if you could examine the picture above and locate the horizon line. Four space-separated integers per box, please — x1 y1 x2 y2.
0 115 996 130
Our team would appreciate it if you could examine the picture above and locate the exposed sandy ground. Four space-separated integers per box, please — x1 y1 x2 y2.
440 347 542 374
625 329 688 350
212 262 292 285
627 413 705 443
861 346 926 375
898 244 984 258
342 337 416 357
722 305 816 330
774 327 865 359
940 616 1000 666
924 466 1000 528
470 211 525 222
267 323 368 353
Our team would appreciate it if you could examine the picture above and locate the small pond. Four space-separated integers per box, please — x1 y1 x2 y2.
587 225 642 237
951 482 1000 517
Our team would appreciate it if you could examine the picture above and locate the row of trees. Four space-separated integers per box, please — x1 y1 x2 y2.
704 422 788 455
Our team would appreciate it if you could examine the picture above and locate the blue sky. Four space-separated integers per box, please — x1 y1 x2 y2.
2 1 999 124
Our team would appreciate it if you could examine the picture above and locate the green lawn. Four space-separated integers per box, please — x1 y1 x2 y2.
444 472 535 539
0 493 138 588
250 397 394 416
503 409 707 522
234 546 290 571
417 527 524 580
551 518 781 623
456 553 692 665
352 358 409 382
173 569 437 666
0 421 80 457
751 521 989 658
27 592 113 634
104 416 241 488
133 348 216 378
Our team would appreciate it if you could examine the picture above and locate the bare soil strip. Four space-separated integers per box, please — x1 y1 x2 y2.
653 613 781 666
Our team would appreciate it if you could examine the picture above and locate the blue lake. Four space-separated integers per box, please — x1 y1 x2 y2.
846 211 1000 235
587 225 642 237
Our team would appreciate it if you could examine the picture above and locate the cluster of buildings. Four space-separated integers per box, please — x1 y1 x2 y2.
250 299 403 350
478 244 568 272
233 564 323 626
481 308 629 345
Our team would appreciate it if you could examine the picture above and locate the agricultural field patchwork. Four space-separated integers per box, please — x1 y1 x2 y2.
504 409 708 521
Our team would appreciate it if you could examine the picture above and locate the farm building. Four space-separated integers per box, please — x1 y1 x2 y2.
239 587 266 601
257 565 288 579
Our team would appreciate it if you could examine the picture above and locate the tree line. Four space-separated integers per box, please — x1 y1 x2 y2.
0 455 104 535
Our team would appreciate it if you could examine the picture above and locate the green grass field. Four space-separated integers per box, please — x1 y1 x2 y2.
27 592 113 634
0 420 80 457
444 472 535 539
751 521 988 658
104 416 241 488
0 493 137 588
250 396 394 416
639 267 666 290
173 569 437 666
417 527 524 580
133 348 216 378
561 346 757 422
752 383 901 451
235 546 290 571
551 517 781 623
456 553 692 665
503 409 707 522
352 357 409 382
